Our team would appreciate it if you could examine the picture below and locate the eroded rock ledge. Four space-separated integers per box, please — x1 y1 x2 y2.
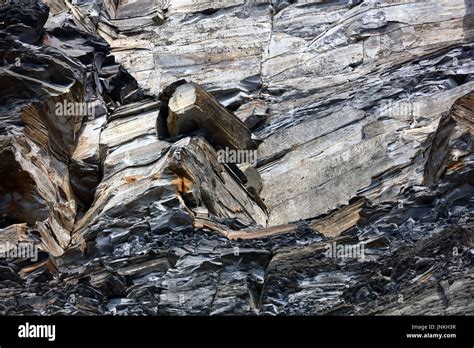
0 0 472 315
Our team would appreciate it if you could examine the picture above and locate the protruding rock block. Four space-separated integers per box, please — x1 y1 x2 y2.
167 83 256 151
424 91 474 186
310 198 366 238
238 163 263 194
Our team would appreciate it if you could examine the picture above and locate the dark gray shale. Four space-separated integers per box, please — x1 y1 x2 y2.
0 0 472 315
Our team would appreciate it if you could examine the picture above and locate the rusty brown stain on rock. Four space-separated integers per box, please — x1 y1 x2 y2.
123 176 139 184
173 176 192 195
447 161 465 172
19 257 58 278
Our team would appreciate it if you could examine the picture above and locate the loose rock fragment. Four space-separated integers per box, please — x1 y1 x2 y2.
166 82 256 151
0 0 472 317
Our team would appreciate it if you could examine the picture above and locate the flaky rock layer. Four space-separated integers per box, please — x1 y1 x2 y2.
0 0 472 315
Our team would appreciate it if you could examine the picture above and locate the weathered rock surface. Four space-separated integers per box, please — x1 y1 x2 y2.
0 0 472 316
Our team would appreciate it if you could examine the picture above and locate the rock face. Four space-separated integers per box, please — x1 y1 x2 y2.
0 0 472 315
